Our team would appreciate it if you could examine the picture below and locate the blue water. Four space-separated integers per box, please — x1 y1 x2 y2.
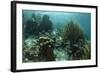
23 10 91 40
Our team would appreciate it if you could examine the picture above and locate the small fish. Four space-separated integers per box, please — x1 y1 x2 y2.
40 43 43 46
48 45 51 47
73 44 79 47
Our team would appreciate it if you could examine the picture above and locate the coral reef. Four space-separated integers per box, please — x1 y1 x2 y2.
39 15 53 33
23 38 40 62
23 13 39 38
23 35 55 62
23 14 53 39
22 11 91 62
37 36 55 61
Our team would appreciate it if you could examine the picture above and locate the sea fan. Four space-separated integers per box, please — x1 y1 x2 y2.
62 20 85 60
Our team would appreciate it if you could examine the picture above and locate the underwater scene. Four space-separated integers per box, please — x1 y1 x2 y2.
22 10 91 62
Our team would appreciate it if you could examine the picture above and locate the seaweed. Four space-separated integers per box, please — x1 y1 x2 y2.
82 40 91 59
62 20 85 60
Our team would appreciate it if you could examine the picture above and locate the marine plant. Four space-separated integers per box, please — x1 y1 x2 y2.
62 20 85 60
82 40 91 59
